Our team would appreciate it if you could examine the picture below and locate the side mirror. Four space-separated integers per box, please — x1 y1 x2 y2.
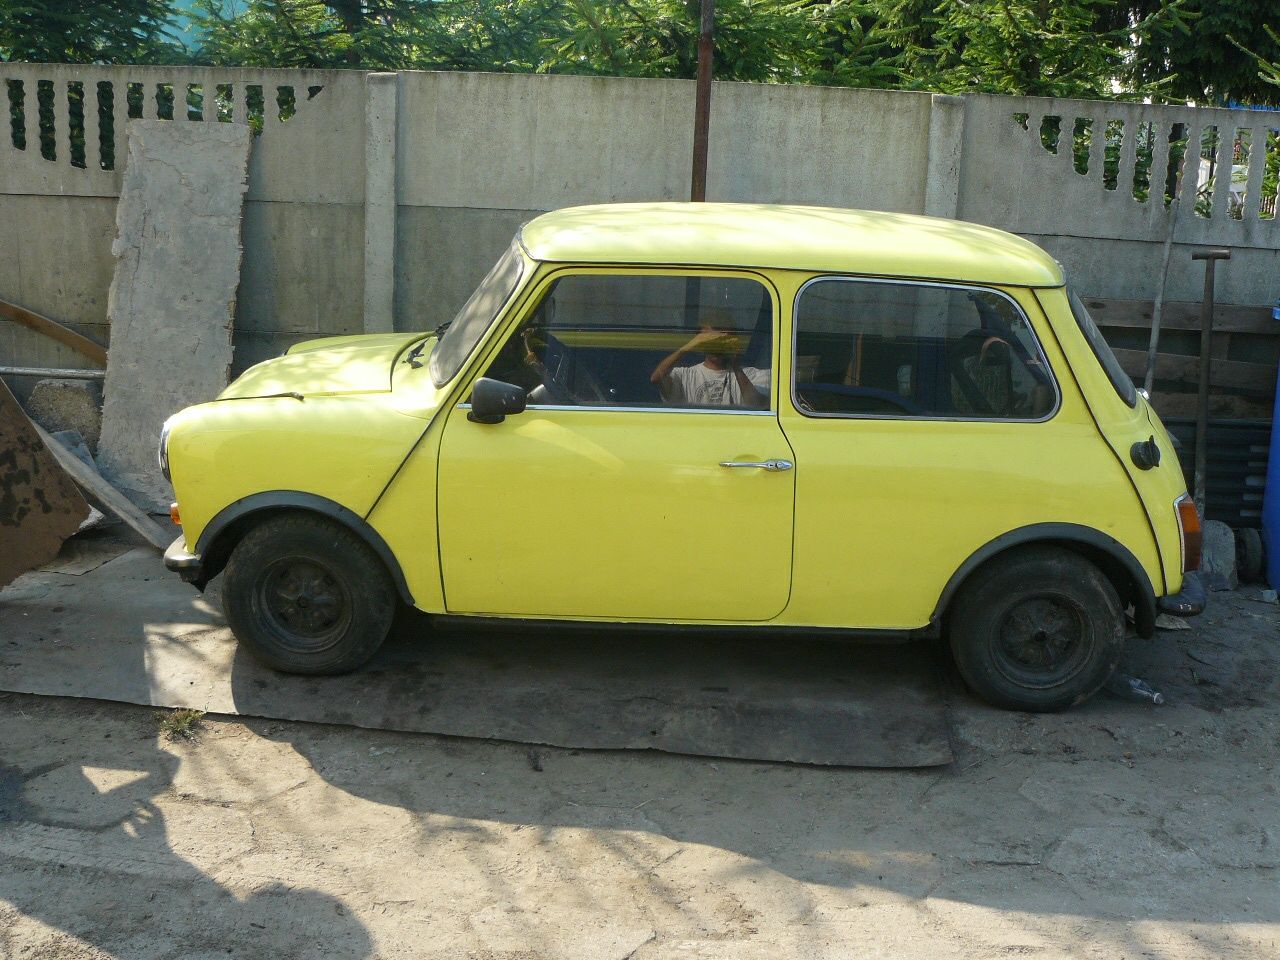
467 377 527 424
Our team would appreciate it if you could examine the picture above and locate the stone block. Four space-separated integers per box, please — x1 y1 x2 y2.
26 378 102 453
96 120 252 511
1200 519 1238 592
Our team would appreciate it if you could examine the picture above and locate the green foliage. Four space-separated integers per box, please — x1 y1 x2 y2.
4 0 1278 111
193 0 429 68
1105 1 1280 106
542 0 804 82
891 0 1190 100
1229 23 1280 101
0 0 182 64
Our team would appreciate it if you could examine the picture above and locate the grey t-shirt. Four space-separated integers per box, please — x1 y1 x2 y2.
661 362 771 407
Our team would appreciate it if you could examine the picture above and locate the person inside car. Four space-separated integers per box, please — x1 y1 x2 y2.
650 309 770 408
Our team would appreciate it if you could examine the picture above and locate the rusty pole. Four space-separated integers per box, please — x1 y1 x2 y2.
690 0 715 201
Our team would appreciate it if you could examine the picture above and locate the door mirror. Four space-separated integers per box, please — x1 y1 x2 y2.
468 377 527 424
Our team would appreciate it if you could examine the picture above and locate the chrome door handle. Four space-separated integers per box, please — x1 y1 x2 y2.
719 459 793 471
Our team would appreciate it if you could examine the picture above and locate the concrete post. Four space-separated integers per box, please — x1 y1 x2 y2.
924 94 966 220
363 72 398 334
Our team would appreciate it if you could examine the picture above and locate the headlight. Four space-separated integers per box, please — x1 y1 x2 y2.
158 421 172 481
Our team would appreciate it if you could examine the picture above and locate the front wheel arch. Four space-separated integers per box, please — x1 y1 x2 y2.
931 523 1157 639
191 492 414 607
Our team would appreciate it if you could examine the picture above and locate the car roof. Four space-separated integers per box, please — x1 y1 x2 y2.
519 202 1064 288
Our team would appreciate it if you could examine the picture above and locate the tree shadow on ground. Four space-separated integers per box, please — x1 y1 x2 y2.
229 609 1279 935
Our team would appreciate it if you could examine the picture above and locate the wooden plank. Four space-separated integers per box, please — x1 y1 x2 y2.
1084 298 1276 335
0 298 108 366
28 418 172 551
1112 347 1276 395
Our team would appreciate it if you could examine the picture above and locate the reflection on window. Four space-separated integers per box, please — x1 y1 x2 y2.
794 279 1057 420
485 274 773 410
431 241 525 386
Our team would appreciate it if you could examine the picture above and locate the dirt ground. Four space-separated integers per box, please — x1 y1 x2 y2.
1 562 1277 959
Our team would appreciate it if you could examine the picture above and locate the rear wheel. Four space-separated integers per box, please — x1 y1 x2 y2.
948 546 1125 712
222 514 396 674
1236 527 1264 584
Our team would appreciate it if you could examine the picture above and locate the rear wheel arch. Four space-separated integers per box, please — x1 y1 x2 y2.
191 492 414 606
932 523 1156 638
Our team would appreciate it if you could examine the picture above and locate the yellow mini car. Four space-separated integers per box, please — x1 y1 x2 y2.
162 203 1204 712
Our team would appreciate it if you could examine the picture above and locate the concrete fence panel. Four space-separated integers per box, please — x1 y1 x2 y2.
2 65 1277 389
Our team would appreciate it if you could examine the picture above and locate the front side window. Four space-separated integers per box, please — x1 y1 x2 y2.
482 273 774 411
793 278 1057 420
431 241 525 386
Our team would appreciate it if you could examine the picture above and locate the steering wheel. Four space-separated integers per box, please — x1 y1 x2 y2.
796 382 925 416
533 334 608 405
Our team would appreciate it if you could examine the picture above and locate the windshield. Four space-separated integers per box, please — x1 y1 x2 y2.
1068 289 1137 408
430 241 525 386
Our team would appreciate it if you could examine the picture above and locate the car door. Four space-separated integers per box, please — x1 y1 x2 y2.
436 268 795 622
780 275 1149 630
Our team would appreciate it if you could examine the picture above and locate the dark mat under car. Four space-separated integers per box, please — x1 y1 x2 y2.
0 543 952 768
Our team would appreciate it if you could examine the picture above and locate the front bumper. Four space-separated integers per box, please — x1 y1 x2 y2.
1157 570 1207 618
164 535 204 584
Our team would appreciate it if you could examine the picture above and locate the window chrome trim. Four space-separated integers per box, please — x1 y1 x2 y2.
789 275 1062 424
456 402 775 416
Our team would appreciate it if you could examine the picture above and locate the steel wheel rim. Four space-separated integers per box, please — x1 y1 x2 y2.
992 594 1092 689
258 556 352 653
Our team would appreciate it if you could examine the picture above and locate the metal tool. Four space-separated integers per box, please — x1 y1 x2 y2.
1191 248 1231 512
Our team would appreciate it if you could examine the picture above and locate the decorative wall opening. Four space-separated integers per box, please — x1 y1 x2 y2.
2 70 325 174
1012 108 1280 218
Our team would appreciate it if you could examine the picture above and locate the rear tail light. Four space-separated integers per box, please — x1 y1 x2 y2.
1175 496 1201 572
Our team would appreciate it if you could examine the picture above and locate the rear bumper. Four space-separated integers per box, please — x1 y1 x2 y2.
163 535 204 584
1157 570 1207 618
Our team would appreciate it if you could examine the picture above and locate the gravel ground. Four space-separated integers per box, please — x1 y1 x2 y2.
0 583 1277 959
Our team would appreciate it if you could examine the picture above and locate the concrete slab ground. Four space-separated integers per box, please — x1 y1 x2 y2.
0 528 1277 959
0 535 949 768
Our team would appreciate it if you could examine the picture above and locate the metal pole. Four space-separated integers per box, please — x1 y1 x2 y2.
1190 248 1231 513
1143 196 1180 396
690 0 715 202
0 366 105 380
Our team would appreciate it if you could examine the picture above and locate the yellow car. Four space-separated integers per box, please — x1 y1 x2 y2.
162 203 1204 712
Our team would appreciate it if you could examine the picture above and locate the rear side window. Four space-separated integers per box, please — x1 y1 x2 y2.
793 278 1058 420
1068 290 1137 408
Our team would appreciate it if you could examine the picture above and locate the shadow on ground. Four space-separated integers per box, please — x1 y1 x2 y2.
0 528 1277 958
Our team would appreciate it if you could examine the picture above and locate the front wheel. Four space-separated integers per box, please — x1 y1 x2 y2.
948 546 1125 712
222 514 396 675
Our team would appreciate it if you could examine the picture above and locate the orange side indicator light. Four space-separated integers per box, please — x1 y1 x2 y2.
170 502 182 526
1176 496 1201 572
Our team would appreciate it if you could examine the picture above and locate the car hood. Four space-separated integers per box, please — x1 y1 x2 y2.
218 333 429 400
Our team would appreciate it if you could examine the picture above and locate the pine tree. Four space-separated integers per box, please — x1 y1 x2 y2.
0 0 180 63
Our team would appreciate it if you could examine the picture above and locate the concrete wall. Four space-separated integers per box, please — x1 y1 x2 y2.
959 95 1280 308
1 64 1276 379
392 73 935 330
0 64 365 375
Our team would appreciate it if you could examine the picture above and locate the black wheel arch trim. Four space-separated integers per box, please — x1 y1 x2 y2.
931 523 1157 638
190 491 414 606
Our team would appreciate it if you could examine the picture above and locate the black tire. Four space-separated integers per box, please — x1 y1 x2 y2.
948 546 1125 712
1235 527 1264 584
222 513 396 675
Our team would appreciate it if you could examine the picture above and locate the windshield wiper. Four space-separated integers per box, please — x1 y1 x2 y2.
403 321 451 368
